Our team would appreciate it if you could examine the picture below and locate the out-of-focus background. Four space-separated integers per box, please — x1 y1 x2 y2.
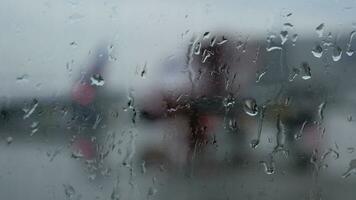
1 0 356 199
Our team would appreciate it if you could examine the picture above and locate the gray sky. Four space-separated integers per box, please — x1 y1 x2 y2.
0 0 355 98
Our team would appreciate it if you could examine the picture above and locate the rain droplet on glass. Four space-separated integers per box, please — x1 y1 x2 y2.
315 23 325 37
311 44 323 58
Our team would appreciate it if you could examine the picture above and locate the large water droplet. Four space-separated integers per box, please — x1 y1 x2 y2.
311 44 323 58
332 46 342 62
243 98 258 116
90 74 105 86
346 49 354 56
259 159 275 175
301 62 311 80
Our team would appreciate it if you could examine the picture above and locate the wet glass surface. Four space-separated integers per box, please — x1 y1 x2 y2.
1 0 356 199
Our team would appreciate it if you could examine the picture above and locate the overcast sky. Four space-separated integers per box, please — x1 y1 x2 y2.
0 0 355 98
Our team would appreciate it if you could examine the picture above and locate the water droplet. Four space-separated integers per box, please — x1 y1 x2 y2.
141 161 146 174
67 13 84 24
203 31 210 39
30 121 39 136
259 159 275 175
315 23 325 37
243 98 258 116
69 41 78 47
342 159 356 178
223 94 236 109
63 184 76 199
266 46 282 52
283 23 293 28
347 147 355 153
311 44 323 58
346 31 356 56
346 49 354 56
210 36 216 47
347 115 353 122
141 62 147 78
291 34 298 44
6 136 13 145
256 71 266 83
122 131 136 167
226 118 238 132
289 67 300 82
111 177 120 200
16 74 29 82
301 62 311 80
250 105 266 149
284 96 291 106
88 174 96 181
92 114 102 129
318 102 326 121
321 148 339 161
295 121 307 140
147 187 158 197
236 40 247 52
90 74 105 86
194 42 201 55
280 31 288 45
332 46 342 62
23 99 39 119
250 139 259 149
274 115 287 152
71 150 84 159
201 49 213 63
217 36 228 45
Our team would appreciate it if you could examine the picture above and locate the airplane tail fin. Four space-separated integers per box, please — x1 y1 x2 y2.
71 44 109 106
